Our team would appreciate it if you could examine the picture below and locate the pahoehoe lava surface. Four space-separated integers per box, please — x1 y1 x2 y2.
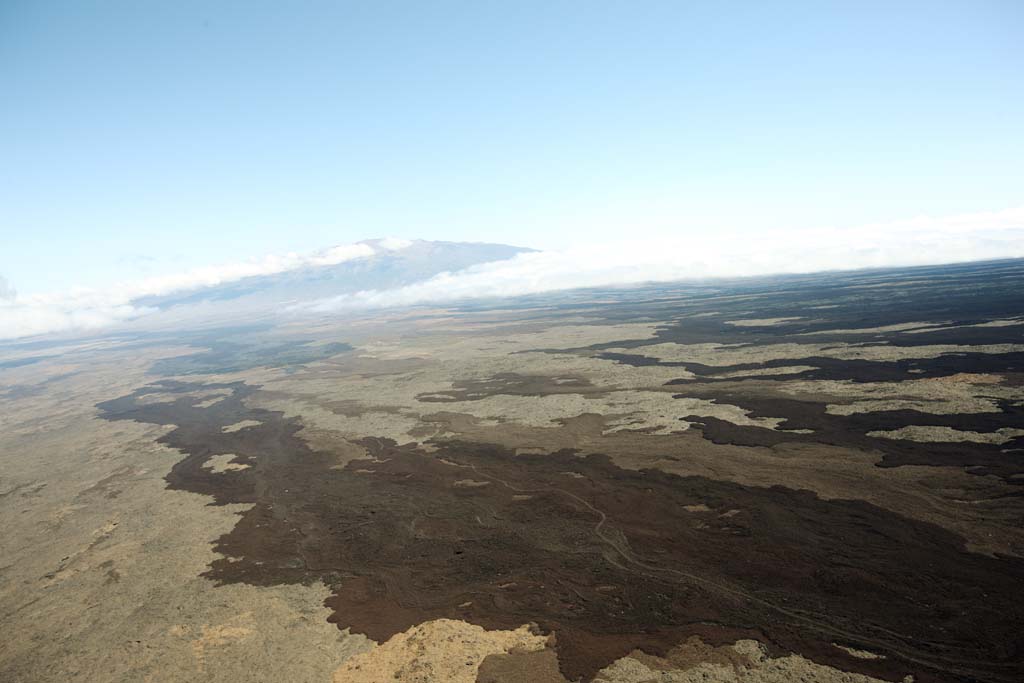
98 380 1024 682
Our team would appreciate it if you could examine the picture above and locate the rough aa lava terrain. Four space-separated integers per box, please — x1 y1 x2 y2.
2 259 1024 682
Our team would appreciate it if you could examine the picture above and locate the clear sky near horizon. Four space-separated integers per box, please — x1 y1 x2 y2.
2 1 1023 295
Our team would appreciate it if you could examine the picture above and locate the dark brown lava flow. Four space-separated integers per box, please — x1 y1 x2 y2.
98 380 1024 683
671 391 1024 482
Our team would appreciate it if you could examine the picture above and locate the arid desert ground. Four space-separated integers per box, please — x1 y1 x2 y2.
2 259 1023 683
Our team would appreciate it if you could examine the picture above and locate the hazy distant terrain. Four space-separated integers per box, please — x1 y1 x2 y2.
2 258 1023 683
134 239 529 310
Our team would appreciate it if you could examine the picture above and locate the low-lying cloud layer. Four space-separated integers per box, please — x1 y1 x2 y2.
0 240 405 340
2 208 1024 341
301 206 1024 312
0 276 15 301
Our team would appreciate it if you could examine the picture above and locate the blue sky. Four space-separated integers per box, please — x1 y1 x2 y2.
2 0 1023 295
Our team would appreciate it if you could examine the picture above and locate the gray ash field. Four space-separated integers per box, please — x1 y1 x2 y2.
2 259 1023 683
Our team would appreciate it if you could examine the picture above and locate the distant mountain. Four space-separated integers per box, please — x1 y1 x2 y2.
135 239 531 311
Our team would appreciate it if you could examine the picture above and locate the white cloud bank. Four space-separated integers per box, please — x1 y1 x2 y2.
0 276 15 301
299 206 1024 312
2 208 1024 341
129 241 377 299
0 239 403 340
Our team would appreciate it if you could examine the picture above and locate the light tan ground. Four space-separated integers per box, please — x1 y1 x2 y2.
604 341 1024 365
725 317 804 327
221 419 263 433
868 425 1024 444
595 640 911 683
331 619 547 683
0 348 363 683
203 453 252 473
